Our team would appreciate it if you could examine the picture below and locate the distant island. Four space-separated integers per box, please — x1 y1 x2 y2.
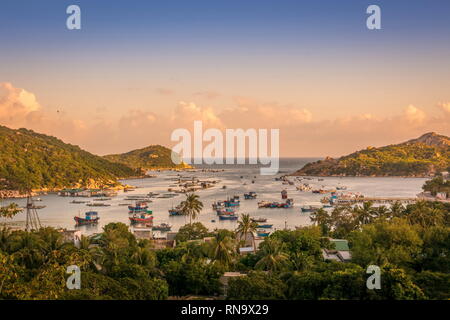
104 145 192 172
292 132 450 177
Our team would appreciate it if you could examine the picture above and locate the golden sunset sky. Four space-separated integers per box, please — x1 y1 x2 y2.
1 1 449 157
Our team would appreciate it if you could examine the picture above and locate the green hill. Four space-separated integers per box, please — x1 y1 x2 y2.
0 126 139 192
292 132 450 177
104 145 191 171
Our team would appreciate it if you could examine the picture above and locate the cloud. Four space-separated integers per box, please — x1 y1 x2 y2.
438 102 450 115
404 105 426 124
0 82 42 126
0 82 449 157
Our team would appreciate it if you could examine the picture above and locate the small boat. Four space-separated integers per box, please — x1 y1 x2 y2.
251 217 267 223
33 198 43 202
152 223 172 231
224 196 240 207
129 213 154 224
257 224 273 228
169 204 183 216
218 214 238 220
244 192 257 199
300 202 323 213
74 211 99 225
128 201 148 213
222 185 227 189
257 230 270 237
216 208 235 215
93 197 111 201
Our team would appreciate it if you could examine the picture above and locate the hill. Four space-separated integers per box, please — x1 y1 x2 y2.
104 145 191 171
292 132 450 177
0 126 139 192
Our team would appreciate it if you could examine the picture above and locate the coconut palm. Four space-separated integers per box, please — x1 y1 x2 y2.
309 208 331 235
235 214 258 250
209 230 236 267
180 193 203 225
255 238 289 272
389 201 405 218
352 201 375 226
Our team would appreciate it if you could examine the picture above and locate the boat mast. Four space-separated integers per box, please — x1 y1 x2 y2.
25 195 41 232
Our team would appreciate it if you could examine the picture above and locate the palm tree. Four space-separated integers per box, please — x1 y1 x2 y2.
209 230 236 267
389 201 405 218
235 214 258 251
255 238 289 273
180 193 203 225
310 208 331 235
352 201 375 226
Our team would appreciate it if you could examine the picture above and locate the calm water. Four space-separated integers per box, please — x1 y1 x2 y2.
0 158 427 236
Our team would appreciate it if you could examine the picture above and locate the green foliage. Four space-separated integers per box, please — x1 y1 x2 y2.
227 271 286 300
175 222 210 242
349 218 423 269
413 271 450 300
423 176 450 197
0 126 138 191
162 259 223 297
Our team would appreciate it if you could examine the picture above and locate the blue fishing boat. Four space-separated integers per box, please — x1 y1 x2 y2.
257 224 273 229
218 214 238 220
257 230 270 237
169 204 183 216
224 199 240 207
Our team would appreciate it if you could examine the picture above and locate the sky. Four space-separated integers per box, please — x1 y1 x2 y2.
0 0 449 157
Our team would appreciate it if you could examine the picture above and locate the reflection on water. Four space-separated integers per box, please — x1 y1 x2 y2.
0 158 427 236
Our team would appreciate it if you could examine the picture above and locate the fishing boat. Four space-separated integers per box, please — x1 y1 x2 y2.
258 200 271 208
258 199 293 209
128 201 149 213
251 217 267 223
257 230 270 237
169 204 183 216
257 224 273 228
300 202 323 213
244 192 257 199
74 211 99 225
152 223 172 231
224 196 240 207
218 214 238 220
129 213 154 224
216 208 235 215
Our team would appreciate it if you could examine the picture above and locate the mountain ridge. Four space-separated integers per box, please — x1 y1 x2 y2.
291 132 450 177
104 145 191 171
0 125 140 193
